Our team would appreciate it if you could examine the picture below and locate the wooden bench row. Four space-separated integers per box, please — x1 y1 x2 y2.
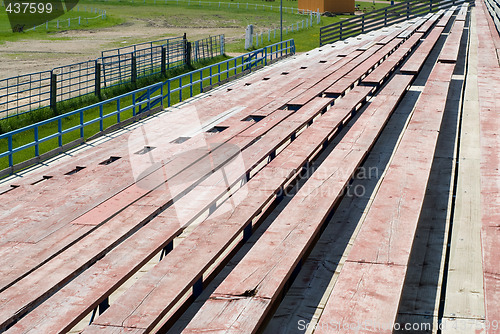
170 8 464 334
1 34 384 331
475 0 500 329
177 73 415 334
23 23 432 332
0 11 458 334
0 94 329 331
314 9 466 334
0 38 367 298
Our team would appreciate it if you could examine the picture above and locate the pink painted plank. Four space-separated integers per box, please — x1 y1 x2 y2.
416 11 443 33
438 20 465 63
179 71 413 334
315 39 455 332
324 39 403 96
427 62 456 83
0 92 336 332
455 3 468 21
80 327 144 334
476 3 500 329
481 227 500 331
338 77 413 152
313 262 407 334
405 80 451 133
181 297 271 334
76 85 372 334
400 26 445 74
377 73 414 97
346 130 440 265
436 7 456 27
363 33 423 85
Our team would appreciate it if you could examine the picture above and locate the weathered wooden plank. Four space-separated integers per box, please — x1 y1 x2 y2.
314 262 407 334
416 12 443 34
441 9 486 323
476 1 500 329
315 37 455 332
79 87 370 334
324 39 403 96
455 3 469 21
363 33 423 85
436 7 457 27
438 20 466 63
179 70 414 334
400 26 445 74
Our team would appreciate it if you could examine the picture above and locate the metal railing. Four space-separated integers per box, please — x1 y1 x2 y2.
0 40 295 175
0 35 224 119
320 0 472 46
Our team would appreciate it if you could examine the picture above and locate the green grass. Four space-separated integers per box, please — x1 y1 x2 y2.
355 1 393 12
0 4 122 43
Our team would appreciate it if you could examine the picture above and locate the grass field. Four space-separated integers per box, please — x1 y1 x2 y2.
1 0 391 51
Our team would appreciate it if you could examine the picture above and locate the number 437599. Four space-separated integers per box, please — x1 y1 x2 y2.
5 2 53 14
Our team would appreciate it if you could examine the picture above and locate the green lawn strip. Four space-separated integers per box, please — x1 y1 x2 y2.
0 54 256 171
0 5 121 42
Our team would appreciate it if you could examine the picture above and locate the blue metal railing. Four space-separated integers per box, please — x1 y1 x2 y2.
0 40 295 173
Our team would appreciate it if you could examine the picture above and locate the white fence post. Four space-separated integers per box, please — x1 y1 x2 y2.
245 24 254 50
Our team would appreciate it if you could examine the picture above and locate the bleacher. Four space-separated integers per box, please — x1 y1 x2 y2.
0 1 498 333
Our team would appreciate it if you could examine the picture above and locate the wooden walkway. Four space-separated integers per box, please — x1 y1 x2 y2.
0 2 497 333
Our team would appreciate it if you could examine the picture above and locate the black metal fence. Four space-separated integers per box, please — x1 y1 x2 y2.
0 34 224 119
320 0 471 46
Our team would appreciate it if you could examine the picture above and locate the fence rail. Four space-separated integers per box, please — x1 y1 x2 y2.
485 0 500 34
320 0 472 45
0 39 294 176
0 35 224 119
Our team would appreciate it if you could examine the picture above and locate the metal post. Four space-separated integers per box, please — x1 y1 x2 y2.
95 62 101 99
166 40 170 69
50 72 57 112
280 0 283 41
161 46 167 76
186 42 192 66
131 55 137 86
